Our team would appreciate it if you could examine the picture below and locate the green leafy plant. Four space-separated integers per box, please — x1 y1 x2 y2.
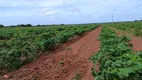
90 27 142 80
0 24 99 72
103 22 142 37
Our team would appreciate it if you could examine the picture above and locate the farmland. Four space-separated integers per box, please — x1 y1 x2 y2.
104 22 142 37
0 24 98 71
90 26 142 80
0 22 142 80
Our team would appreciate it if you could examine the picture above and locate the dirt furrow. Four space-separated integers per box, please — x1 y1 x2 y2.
0 26 102 80
108 26 142 51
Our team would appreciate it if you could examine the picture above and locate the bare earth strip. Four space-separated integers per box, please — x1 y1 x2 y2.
108 26 142 51
0 26 102 80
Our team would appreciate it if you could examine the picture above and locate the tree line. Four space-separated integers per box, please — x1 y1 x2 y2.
0 24 66 28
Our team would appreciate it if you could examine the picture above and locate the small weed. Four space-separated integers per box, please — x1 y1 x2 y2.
58 61 64 66
72 72 81 80
66 46 72 50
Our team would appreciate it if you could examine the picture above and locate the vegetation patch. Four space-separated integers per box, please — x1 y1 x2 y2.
90 26 142 80
103 22 142 37
0 24 99 72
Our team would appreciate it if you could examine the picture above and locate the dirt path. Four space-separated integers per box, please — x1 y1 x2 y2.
108 26 142 51
0 26 102 80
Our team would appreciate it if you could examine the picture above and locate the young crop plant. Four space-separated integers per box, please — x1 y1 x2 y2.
103 22 142 37
0 24 99 73
90 26 142 80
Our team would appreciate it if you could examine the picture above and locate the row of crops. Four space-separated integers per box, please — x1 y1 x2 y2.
90 26 142 80
0 24 98 72
104 22 142 37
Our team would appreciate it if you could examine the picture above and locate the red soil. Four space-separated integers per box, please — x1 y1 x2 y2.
0 26 102 80
130 36 142 51
108 26 142 51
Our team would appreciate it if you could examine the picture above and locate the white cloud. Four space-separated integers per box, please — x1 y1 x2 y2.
44 10 59 16
0 0 142 25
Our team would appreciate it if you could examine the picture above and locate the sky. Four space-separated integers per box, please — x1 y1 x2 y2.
0 0 142 26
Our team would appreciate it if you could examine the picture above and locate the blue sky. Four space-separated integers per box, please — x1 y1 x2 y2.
0 0 142 25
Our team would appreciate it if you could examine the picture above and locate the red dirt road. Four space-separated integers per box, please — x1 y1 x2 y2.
0 26 102 80
108 26 142 51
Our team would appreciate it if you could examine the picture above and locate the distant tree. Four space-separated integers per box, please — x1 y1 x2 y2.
49 24 53 26
41 25 46 26
0 24 4 28
37 24 41 26
17 24 24 27
61 24 64 25
9 25 16 27
135 20 139 22
17 24 32 27
25 24 32 27
140 20 142 22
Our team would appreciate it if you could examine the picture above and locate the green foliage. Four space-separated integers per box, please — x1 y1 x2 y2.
103 22 142 37
0 24 99 71
136 52 142 57
90 27 142 80
0 24 4 28
17 24 32 27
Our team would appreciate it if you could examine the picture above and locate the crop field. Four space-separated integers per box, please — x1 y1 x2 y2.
90 25 142 80
0 24 98 71
0 22 142 80
103 22 142 37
